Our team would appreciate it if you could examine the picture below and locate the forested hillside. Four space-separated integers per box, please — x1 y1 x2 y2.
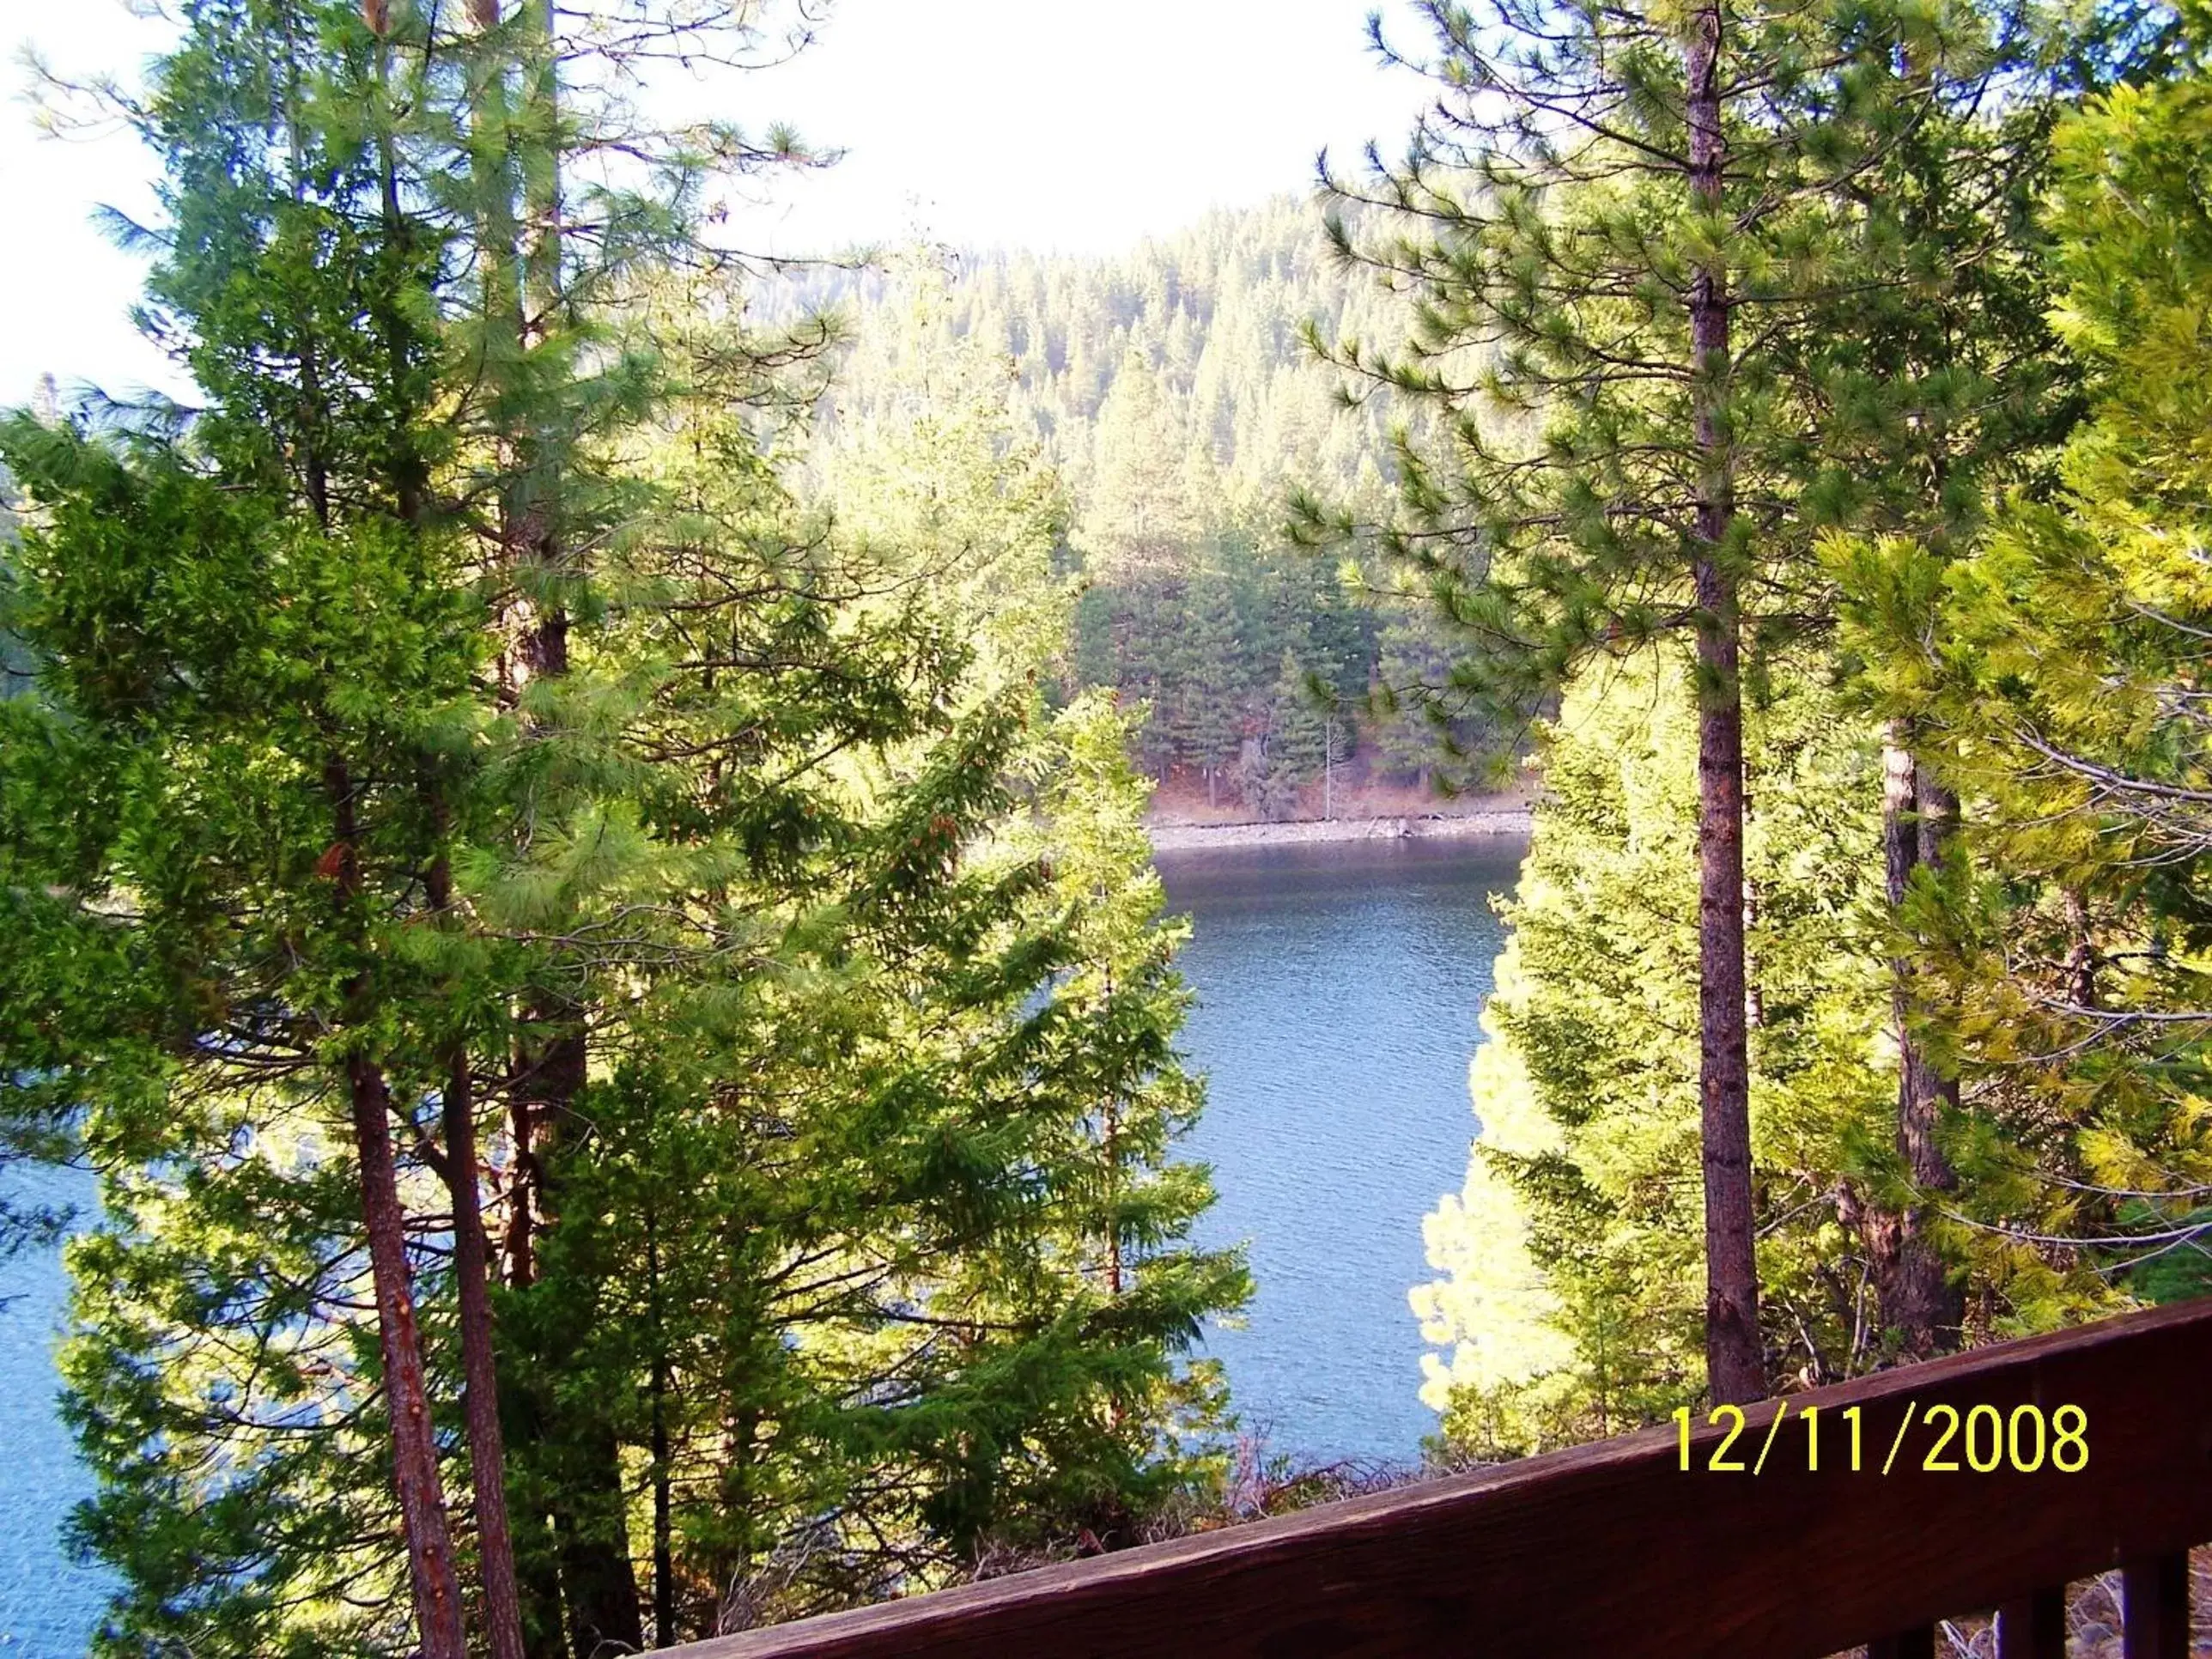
9 0 2212 1652
769 204 1508 817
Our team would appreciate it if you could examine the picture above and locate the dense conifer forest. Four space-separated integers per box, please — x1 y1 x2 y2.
3 0 2212 1653
766 206 1510 817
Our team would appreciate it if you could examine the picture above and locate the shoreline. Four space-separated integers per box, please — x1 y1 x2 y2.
1146 808 1533 853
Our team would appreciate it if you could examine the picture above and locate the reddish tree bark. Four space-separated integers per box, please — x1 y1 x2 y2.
415 793 532 1659
349 1055 471 1659
444 1049 531 1659
326 755 470 1658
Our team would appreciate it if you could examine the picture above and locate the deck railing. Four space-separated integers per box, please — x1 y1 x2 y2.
671 1296 2212 1658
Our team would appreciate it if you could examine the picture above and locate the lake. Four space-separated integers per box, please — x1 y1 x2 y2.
0 1164 109 1656
1161 835 1522 1466
0 833 1522 1650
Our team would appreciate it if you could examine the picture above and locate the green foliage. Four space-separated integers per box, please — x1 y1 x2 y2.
0 428 480 1653
1413 654 1893 1452
770 213 1497 811
1324 0 2121 1409
0 4 1247 1654
1832 26 2212 1332
1235 651 1328 822
21 4 2212 1650
1307 0 2081 721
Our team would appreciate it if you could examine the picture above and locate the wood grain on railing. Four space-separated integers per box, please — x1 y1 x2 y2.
671 1297 2212 1659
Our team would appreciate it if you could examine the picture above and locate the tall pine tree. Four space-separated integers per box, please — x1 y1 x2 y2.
1311 0 2032 1399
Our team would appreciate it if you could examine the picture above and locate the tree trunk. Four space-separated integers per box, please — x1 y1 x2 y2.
466 7 644 1645
349 1056 471 1659
444 1050 531 1659
647 1210 675 1647
556 1420 647 1657
1686 0 1764 1407
324 752 471 1658
1869 728 1964 1359
504 1373 569 1659
1103 1096 1124 1299
513 1020 647 1656
411 815 532 1659
2064 887 2098 1007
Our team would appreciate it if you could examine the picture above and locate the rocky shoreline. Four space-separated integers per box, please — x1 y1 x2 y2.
1146 808 1534 852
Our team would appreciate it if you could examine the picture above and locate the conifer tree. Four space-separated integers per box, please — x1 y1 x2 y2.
1238 651 1330 821
1168 565 1249 807
1832 17 2212 1329
0 0 473 1638
1312 0 2018 1400
1078 350 1200 580
1413 653 1888 1451
1370 608 1504 792
1771 5 2094 1359
4 7 1249 1657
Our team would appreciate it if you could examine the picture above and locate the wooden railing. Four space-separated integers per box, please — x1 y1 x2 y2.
672 1297 2212 1658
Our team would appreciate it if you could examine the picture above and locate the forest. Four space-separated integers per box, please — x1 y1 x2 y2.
767 210 1508 817
0 0 2209 1654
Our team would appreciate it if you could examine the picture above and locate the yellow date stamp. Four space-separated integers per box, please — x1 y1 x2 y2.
1673 1401 2087 1474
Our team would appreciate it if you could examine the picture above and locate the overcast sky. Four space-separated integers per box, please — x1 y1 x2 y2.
0 0 1437 410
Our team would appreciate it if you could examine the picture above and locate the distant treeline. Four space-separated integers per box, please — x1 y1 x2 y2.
765 203 1508 814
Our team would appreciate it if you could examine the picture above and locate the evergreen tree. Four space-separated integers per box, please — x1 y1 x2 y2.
1312 0 2022 1401
1166 565 1248 807
1832 19 2212 1331
1239 651 1330 822
2 4 478 1647
1778 2 2093 1360
1077 350 1200 580
1413 653 1889 1449
1369 608 1504 793
1 4 1249 1654
763 209 1435 811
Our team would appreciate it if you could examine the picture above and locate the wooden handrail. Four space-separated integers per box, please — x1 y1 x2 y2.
671 1297 2212 1658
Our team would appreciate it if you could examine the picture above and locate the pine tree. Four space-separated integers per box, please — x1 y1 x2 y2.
1 3 483 1648
809 248 1073 696
1239 651 1330 822
1311 0 2021 1401
1777 4 2094 1360
1413 653 1889 1449
1166 564 1249 806
757 210 1431 805
1077 350 1200 580
1369 608 1504 793
2 5 1250 1655
1832 21 2212 1332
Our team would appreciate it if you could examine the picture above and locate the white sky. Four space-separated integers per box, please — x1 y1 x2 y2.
0 0 1437 409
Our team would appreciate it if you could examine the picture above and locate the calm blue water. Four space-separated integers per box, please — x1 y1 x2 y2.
0 1164 111 1656
1162 836 1520 1467
0 836 1521 1650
